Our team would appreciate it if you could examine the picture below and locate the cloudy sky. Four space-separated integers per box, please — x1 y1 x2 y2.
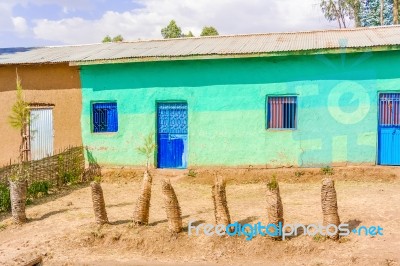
0 0 339 48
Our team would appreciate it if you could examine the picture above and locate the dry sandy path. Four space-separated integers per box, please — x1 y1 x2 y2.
0 172 399 265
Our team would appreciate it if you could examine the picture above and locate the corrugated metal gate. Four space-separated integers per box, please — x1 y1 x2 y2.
157 103 188 168
378 93 400 165
30 108 54 160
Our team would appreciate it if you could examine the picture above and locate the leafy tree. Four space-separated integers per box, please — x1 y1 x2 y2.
200 26 219 36
8 71 30 224
112 35 124 42
9 72 30 162
182 31 194 37
320 0 360 28
359 0 395 26
161 20 182 38
102 35 112 43
102 35 124 43
321 0 400 27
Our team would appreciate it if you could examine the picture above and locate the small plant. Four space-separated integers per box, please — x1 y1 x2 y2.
188 169 197 178
8 72 29 224
294 171 305 177
63 172 79 184
25 198 33 206
339 236 351 243
0 223 7 231
93 176 102 183
266 174 284 239
91 228 105 239
27 181 50 198
267 175 279 190
313 233 327 242
321 166 334 175
0 184 11 212
133 133 157 225
136 133 157 170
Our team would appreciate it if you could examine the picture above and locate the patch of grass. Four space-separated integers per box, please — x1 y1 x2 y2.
0 223 7 231
93 176 102 183
91 228 105 239
267 175 279 190
26 198 33 206
0 184 11 212
28 181 50 198
321 166 334 175
294 171 305 177
187 169 197 178
313 233 327 242
63 172 80 185
339 236 351 243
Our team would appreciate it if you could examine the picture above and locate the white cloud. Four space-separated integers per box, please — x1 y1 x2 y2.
12 16 29 35
30 0 338 45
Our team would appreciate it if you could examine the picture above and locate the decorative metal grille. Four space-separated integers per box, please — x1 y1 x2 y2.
157 103 188 134
379 93 400 126
92 102 118 133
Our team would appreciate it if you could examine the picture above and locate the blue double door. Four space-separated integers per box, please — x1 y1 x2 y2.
378 93 400 165
157 103 188 168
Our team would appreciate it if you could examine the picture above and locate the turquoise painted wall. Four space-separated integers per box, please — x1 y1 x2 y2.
80 50 400 167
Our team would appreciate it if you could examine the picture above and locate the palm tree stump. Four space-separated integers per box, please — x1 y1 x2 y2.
161 179 182 234
10 180 27 224
133 170 152 225
90 181 108 225
321 178 340 240
266 178 284 239
212 177 231 226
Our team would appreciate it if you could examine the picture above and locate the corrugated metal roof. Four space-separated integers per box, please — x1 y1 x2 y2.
1 25 400 65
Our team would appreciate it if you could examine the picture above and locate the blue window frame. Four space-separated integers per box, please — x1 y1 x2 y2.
267 96 297 129
92 102 118 133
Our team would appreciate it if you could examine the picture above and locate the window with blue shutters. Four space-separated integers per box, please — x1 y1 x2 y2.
267 96 297 129
92 102 118 133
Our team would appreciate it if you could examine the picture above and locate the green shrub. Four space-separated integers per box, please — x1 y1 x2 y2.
313 233 327 242
27 181 50 198
321 166 334 175
294 171 305 177
62 172 79 184
267 175 279 190
187 169 197 178
0 184 11 212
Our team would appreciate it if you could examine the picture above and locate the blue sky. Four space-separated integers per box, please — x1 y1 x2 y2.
0 0 338 48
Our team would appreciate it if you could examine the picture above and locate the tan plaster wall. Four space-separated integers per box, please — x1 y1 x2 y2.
0 63 82 165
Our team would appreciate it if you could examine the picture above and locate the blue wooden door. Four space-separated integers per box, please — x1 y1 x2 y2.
157 103 188 168
378 93 400 165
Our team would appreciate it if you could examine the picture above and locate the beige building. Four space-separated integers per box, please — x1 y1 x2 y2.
0 61 82 165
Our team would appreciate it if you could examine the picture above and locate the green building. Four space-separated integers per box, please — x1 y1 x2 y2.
2 26 400 168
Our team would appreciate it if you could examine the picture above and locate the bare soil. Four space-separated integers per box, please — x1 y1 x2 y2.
0 166 400 265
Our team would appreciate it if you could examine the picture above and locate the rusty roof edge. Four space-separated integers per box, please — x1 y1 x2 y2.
69 44 400 66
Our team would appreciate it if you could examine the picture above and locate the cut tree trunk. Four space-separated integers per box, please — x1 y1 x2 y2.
10 180 27 224
321 178 340 240
90 181 108 225
212 176 231 226
133 170 153 225
266 180 284 238
161 179 182 234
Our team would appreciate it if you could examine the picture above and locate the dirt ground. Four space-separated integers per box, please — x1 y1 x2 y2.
0 166 400 265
